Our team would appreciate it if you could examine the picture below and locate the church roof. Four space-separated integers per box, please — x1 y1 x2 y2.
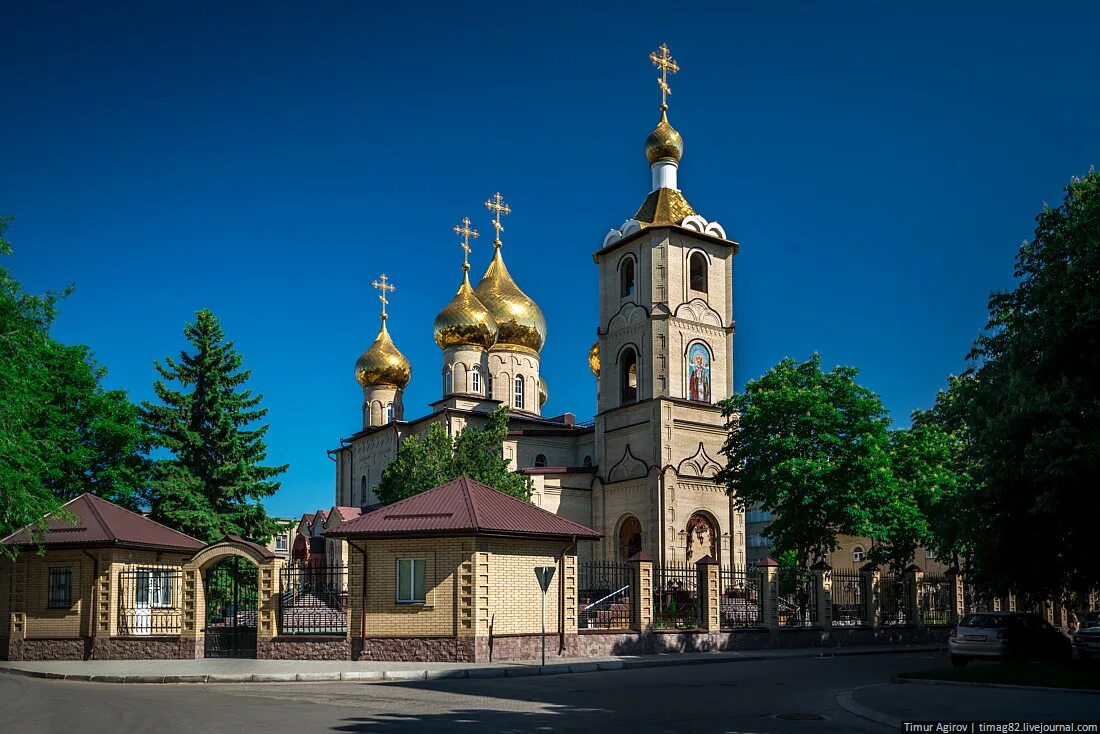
632 187 698 227
1 494 204 552
326 477 601 541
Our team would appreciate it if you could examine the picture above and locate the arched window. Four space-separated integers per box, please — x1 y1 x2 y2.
444 367 453 395
534 453 547 468
386 403 394 424
471 365 481 395
852 546 865 563
514 375 525 409
620 349 638 404
583 455 593 468
620 256 636 298
360 475 367 506
689 251 708 293
617 515 643 561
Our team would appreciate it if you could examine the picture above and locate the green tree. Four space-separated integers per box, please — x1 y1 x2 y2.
1 216 148 554
716 354 898 568
961 170 1100 604
376 407 530 505
139 309 287 543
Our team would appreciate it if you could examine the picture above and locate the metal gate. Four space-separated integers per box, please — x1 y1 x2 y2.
204 556 258 658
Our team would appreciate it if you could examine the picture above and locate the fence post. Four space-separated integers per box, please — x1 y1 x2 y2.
811 561 832 631
1006 593 1017 612
627 552 653 631
757 556 779 630
862 564 881 629
945 566 964 625
905 564 922 626
695 556 720 632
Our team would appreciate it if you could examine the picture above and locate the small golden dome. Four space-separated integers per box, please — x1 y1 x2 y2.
474 248 546 353
588 341 600 377
538 376 548 408
433 273 498 350
355 322 411 389
645 108 683 166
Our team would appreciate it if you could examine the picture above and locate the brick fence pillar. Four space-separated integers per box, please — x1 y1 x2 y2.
627 552 653 631
811 561 832 631
696 555 720 632
905 565 922 626
757 556 779 630
945 566 964 625
862 565 881 628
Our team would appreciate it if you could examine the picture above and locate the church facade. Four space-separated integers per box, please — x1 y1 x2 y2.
329 46 745 568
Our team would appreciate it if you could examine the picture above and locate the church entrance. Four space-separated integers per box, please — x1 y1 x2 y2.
617 515 643 561
203 556 258 658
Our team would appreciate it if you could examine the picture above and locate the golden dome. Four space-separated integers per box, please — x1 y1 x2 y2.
645 108 683 166
588 341 600 377
474 247 546 353
433 272 498 350
538 376 548 408
354 322 411 389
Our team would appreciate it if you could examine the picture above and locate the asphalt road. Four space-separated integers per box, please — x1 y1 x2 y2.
0 651 949 734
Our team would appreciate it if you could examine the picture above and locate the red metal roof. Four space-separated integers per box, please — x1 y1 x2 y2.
328 506 363 524
1 494 204 552
326 477 601 540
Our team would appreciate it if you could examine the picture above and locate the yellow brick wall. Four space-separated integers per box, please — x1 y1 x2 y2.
0 559 11 635
479 538 567 636
20 550 94 638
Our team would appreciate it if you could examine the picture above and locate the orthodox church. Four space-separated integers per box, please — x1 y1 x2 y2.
329 45 745 567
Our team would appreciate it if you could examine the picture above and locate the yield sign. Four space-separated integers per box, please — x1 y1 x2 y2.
534 566 556 592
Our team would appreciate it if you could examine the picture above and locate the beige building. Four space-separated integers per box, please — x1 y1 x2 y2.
330 58 745 569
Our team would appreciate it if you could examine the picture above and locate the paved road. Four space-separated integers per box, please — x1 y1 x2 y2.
0 650 1049 734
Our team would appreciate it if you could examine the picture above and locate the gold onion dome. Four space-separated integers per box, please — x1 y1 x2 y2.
433 273 499 350
588 341 600 377
538 376 548 408
355 322 411 389
474 248 547 353
645 108 683 166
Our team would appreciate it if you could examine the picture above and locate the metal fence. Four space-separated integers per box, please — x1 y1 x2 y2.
776 568 817 627
653 562 699 629
880 573 912 625
118 567 183 635
831 569 866 627
578 560 633 630
279 563 348 635
918 574 952 625
719 566 761 628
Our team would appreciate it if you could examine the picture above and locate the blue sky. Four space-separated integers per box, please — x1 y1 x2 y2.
3 2 1097 518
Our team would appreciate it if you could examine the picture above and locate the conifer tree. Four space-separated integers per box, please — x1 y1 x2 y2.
139 309 287 542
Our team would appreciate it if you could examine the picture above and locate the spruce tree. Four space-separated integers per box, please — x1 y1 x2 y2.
140 309 287 542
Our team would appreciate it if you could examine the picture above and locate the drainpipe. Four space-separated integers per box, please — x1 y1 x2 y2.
81 549 100 660
354 542 368 654
558 536 577 654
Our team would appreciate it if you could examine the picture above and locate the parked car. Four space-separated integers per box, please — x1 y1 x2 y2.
1074 613 1100 662
949 612 1072 667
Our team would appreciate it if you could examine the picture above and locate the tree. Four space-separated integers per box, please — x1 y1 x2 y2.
139 309 287 543
1 216 148 554
960 170 1100 605
716 354 897 568
376 407 530 505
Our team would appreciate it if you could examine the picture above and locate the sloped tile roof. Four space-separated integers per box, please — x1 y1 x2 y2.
328 506 363 524
2 494 204 552
326 477 600 540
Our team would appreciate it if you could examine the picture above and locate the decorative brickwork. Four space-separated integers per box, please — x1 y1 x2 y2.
257 636 350 660
90 636 193 660
13 638 85 660
480 632 579 662
357 636 476 662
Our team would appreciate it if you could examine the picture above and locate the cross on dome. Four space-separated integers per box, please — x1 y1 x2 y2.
452 216 479 271
484 192 511 247
649 42 679 112
371 273 395 321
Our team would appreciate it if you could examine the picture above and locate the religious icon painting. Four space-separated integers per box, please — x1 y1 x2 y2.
687 343 711 402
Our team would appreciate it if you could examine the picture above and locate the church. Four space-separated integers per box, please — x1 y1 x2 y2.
329 45 745 569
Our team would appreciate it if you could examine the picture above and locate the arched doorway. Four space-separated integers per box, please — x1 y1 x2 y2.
617 515 643 561
685 512 719 563
204 556 259 658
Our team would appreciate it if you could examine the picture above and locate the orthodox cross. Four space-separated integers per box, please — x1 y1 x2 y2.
452 216 479 270
485 192 511 245
372 273 395 320
649 42 679 110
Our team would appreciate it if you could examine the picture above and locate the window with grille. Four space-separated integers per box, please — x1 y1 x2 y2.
396 558 426 604
136 568 173 607
48 567 72 608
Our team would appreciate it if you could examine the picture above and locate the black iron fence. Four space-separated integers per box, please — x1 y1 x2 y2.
118 567 183 635
653 562 699 629
776 568 817 627
918 574 952 625
831 569 867 627
880 573 912 625
719 566 761 628
578 560 633 630
279 563 348 635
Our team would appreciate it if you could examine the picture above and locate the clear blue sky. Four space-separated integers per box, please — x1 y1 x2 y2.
3 2 1097 518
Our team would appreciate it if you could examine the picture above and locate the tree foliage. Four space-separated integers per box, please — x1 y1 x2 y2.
717 354 899 568
1 216 148 554
139 309 287 543
376 407 530 505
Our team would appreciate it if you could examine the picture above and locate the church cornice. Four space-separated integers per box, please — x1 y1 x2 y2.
592 223 739 264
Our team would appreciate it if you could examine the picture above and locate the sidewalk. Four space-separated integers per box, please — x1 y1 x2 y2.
0 643 943 684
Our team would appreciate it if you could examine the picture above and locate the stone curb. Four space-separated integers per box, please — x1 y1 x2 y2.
0 645 945 685
836 686 903 730
893 675 1100 696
